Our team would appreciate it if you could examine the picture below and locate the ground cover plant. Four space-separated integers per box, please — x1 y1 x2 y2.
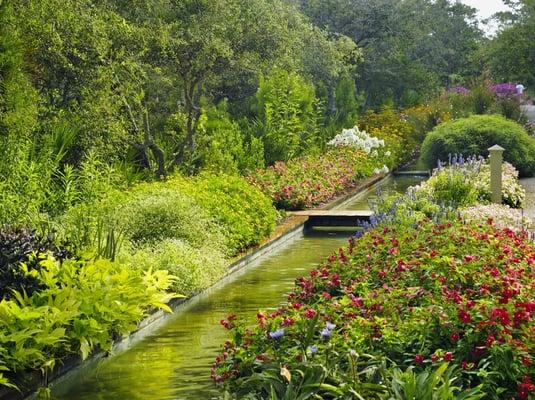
213 218 535 399
420 115 535 177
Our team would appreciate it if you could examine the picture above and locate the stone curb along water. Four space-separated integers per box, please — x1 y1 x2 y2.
4 173 387 400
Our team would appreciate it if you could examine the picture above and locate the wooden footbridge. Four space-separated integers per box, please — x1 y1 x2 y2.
291 210 374 231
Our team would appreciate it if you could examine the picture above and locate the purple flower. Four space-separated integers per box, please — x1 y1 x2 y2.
269 329 285 340
325 322 336 330
449 86 470 95
309 345 318 354
321 327 332 339
491 83 517 97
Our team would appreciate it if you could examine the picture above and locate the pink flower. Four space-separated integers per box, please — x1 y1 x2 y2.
304 309 317 319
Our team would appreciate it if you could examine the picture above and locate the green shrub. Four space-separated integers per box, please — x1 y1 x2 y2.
255 68 323 164
121 239 226 296
420 114 535 177
165 174 278 254
425 168 479 207
113 184 225 250
195 101 247 174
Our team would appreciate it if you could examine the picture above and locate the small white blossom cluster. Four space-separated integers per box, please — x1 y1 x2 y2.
374 165 390 174
328 126 385 154
460 204 533 232
473 162 526 208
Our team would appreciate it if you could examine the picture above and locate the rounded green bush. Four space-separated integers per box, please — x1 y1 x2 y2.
115 184 226 250
165 174 278 254
420 114 535 177
121 239 227 295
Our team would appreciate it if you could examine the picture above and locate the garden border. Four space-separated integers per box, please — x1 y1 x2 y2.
8 173 387 400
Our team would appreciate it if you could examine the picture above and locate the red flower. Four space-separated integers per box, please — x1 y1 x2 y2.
464 255 475 262
282 318 295 327
458 309 472 324
449 332 460 342
517 376 535 400
220 319 232 330
443 352 454 362
414 354 424 364
304 309 317 319
431 354 439 363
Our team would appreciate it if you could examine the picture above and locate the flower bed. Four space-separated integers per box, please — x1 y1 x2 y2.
415 156 526 208
213 219 534 399
248 147 377 210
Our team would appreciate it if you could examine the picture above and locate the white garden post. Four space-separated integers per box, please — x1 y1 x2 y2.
488 144 504 204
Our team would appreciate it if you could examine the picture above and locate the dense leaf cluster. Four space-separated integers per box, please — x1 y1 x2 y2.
0 229 69 299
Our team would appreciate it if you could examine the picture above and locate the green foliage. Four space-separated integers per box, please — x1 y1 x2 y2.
121 239 226 296
486 1 535 88
333 75 360 127
0 255 174 389
255 68 323 164
165 174 277 255
468 84 495 115
425 169 479 208
194 102 247 174
420 114 535 177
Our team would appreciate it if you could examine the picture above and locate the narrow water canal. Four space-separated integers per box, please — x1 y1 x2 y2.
50 176 421 400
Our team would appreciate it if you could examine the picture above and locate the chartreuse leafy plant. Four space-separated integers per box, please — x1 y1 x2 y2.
213 219 534 399
0 255 175 389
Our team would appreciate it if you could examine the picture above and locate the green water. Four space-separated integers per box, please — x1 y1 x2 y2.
342 175 424 210
52 234 349 400
52 176 421 400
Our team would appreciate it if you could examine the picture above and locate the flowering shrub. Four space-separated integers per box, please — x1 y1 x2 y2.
415 156 526 208
492 83 518 98
248 147 378 210
359 108 416 167
403 104 452 141
213 219 535 399
327 126 385 154
460 204 533 232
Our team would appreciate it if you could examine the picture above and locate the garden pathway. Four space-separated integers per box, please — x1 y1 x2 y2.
522 105 535 125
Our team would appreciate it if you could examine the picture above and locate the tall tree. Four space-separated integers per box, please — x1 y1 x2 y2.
487 0 535 87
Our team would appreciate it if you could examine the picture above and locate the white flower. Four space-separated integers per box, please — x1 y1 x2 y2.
328 126 386 155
